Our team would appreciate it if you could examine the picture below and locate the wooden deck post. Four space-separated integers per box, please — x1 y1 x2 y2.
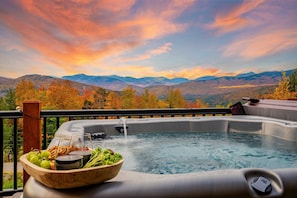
23 101 42 185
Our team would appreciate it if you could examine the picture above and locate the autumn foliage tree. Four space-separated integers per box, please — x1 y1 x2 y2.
166 88 186 108
8 78 208 111
105 91 121 109
81 88 95 109
141 89 159 108
264 70 297 99
45 80 82 109
93 88 108 109
121 86 137 109
187 99 208 108
15 79 36 108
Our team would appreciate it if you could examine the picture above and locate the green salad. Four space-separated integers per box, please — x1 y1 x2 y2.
83 147 123 168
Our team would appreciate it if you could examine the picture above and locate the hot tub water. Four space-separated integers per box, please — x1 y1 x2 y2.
95 132 297 174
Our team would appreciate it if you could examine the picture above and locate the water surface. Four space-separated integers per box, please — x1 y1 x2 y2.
94 132 297 174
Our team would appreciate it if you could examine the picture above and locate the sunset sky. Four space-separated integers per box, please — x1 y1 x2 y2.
0 0 296 79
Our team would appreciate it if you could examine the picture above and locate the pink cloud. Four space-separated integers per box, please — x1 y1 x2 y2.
206 0 297 60
150 43 172 55
223 28 297 59
119 43 172 62
206 0 265 35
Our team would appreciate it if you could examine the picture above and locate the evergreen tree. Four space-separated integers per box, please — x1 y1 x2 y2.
5 88 16 110
0 97 7 110
288 69 297 92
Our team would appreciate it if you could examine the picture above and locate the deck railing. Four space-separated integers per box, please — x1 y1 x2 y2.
0 101 232 196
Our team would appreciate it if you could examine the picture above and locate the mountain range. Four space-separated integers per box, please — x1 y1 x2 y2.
62 73 190 91
0 69 295 106
62 70 289 91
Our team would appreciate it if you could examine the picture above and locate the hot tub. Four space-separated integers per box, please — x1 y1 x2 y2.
23 116 297 198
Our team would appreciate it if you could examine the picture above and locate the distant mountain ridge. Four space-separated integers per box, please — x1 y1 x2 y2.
62 70 294 91
62 74 189 90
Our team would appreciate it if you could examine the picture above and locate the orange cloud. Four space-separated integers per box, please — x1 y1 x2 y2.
89 64 221 80
163 66 220 79
223 28 297 59
0 0 193 72
206 0 265 34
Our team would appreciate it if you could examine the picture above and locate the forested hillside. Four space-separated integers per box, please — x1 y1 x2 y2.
0 69 296 109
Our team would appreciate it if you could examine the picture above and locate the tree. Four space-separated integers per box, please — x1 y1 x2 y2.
288 69 297 92
105 91 121 109
187 99 208 108
5 88 16 110
158 100 169 108
0 89 16 110
121 86 136 109
35 87 48 108
81 88 95 109
141 89 159 108
93 88 108 109
166 88 186 108
265 71 297 99
273 71 291 99
46 80 82 109
0 97 7 110
15 79 36 108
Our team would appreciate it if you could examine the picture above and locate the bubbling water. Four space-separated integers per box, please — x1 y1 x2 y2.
94 132 297 174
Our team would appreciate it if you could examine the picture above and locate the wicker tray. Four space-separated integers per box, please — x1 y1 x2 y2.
20 153 124 189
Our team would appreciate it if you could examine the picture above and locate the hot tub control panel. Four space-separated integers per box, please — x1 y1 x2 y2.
244 169 284 197
251 176 272 195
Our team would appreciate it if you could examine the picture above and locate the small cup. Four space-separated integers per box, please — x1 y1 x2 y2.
69 150 92 165
69 133 93 165
55 155 83 170
71 133 93 151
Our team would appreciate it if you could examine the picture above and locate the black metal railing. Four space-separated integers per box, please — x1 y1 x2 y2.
0 110 23 197
0 107 232 196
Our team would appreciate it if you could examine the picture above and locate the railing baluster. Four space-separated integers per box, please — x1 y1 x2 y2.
13 118 18 190
43 117 47 149
56 117 60 129
0 118 3 192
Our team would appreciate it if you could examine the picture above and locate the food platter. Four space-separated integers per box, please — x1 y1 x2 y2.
20 153 124 189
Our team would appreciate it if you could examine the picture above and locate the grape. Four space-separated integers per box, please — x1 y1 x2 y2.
29 155 40 166
40 160 51 169
27 150 39 160
40 150 50 159
27 149 53 169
